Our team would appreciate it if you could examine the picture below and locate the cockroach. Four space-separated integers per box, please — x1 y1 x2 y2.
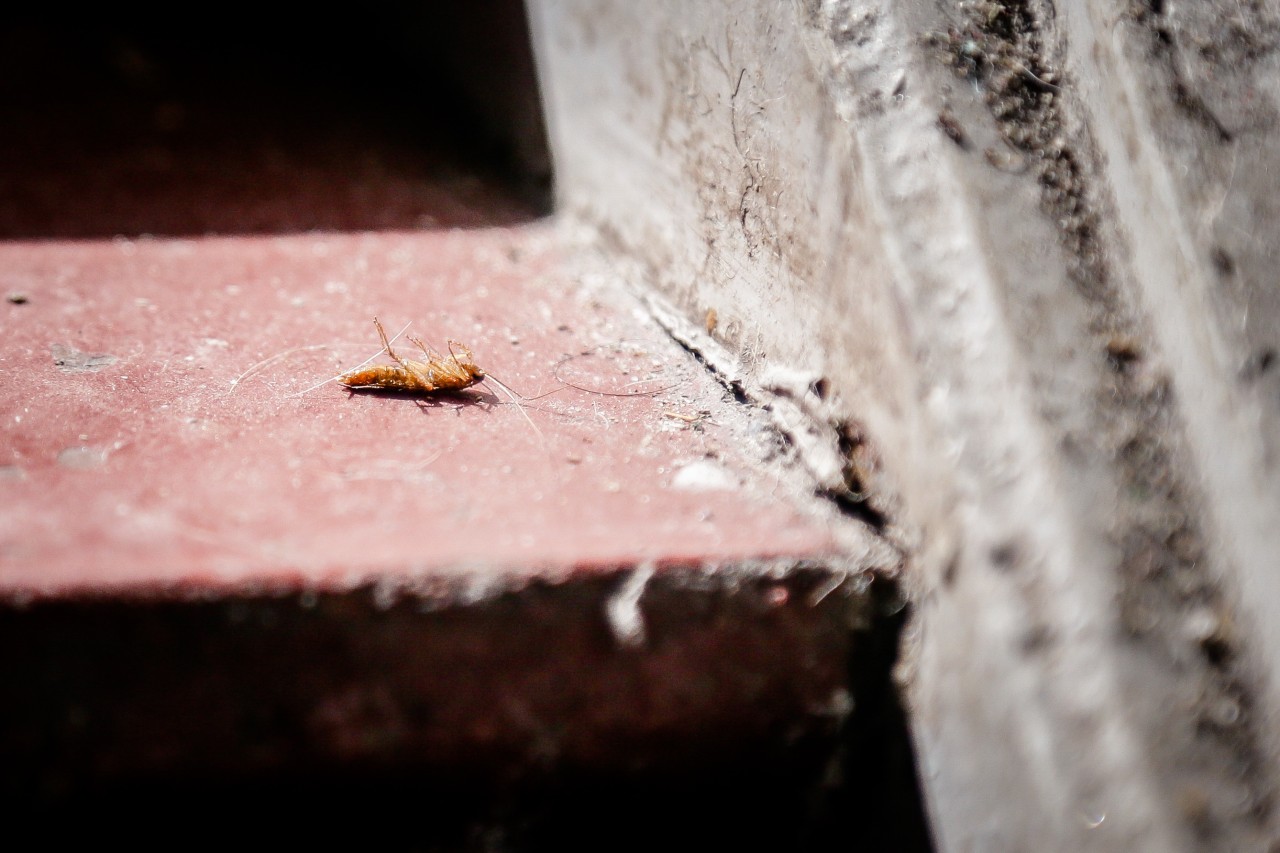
338 317 485 394
336 317 550 440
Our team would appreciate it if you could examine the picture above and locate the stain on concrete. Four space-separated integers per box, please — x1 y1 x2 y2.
56 447 107 469
51 344 117 373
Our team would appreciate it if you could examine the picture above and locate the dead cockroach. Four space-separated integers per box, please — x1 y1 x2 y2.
336 317 551 441
338 317 485 394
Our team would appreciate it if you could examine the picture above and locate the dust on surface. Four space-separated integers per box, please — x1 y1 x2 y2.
928 0 1275 842
1127 0 1280 140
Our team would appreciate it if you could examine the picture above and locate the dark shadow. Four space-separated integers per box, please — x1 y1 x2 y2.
0 3 551 240
338 385 500 413
3 573 935 851
806 578 938 852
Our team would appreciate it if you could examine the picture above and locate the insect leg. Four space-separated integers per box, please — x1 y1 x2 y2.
371 318 437 390
447 339 476 367
374 317 415 372
408 334 444 360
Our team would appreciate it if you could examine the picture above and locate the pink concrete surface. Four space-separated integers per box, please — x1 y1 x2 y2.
0 15 842 597
0 224 839 595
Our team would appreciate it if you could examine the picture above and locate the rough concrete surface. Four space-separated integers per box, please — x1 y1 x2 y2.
527 0 1280 849
0 228 857 592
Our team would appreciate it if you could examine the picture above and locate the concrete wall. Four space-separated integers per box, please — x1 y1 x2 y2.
526 0 1280 849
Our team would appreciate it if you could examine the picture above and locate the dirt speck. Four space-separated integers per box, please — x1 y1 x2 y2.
937 110 971 149
1239 348 1276 381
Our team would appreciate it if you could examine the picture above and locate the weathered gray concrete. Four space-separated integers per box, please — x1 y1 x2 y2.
527 0 1280 849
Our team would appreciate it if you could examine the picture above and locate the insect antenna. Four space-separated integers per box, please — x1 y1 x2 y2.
480 372 546 444
228 344 330 396
287 320 414 399
479 366 566 402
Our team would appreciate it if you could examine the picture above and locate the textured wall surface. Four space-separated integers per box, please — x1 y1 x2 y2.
527 0 1280 849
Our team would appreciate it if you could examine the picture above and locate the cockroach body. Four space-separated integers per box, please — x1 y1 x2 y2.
338 317 485 394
